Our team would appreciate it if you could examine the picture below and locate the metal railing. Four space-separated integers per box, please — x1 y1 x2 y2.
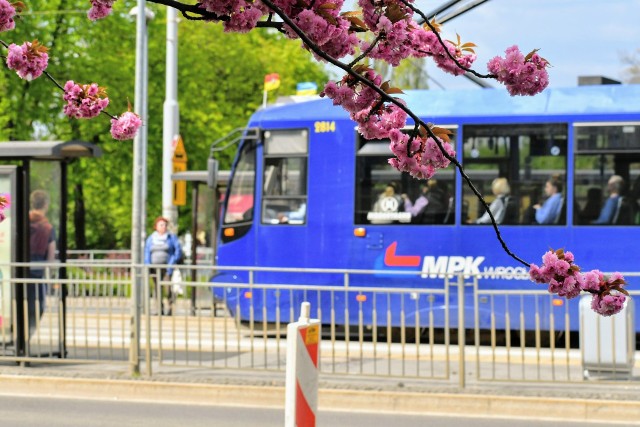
0 261 637 388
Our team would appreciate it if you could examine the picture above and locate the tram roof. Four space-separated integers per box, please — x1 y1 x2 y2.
251 84 640 123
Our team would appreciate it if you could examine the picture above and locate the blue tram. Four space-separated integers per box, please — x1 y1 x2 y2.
211 83 640 335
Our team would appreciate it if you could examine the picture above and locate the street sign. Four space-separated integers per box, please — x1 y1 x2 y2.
172 135 187 206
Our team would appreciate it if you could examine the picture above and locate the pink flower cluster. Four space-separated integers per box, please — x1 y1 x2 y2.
529 249 628 316
430 38 477 77
321 67 456 179
0 0 16 32
487 45 550 96
63 81 110 119
6 41 49 81
88 0 116 21
283 2 358 60
388 129 455 180
0 193 10 223
110 111 142 140
357 0 476 74
199 0 268 33
321 67 407 138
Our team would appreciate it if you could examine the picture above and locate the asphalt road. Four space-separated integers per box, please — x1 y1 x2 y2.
0 394 626 427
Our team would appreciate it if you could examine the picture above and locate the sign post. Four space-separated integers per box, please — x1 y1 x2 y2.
285 302 320 427
172 135 187 206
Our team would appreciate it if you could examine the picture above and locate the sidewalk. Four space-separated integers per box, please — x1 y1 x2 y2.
1 360 640 424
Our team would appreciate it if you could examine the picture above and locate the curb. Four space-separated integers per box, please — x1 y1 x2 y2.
1 375 639 423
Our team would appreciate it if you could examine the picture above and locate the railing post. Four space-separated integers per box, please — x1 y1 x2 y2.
457 273 465 389
129 263 141 375
144 266 152 377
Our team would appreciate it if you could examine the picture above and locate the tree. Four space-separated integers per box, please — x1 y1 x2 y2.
622 48 640 84
0 0 327 247
0 0 628 316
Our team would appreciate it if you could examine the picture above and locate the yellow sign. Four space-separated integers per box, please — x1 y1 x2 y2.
172 135 187 206
305 324 319 345
172 135 187 164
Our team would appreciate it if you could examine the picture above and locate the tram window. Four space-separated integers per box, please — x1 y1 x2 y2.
574 124 640 226
354 129 457 225
223 141 256 225
462 123 567 225
262 129 308 225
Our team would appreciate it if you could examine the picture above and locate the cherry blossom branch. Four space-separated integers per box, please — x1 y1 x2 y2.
348 33 383 68
400 0 496 80
140 0 290 29
260 0 529 268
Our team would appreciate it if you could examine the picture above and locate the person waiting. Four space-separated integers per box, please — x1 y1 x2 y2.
533 176 563 224
475 177 510 224
592 175 624 225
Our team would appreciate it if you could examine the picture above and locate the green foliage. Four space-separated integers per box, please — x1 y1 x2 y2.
171 24 327 233
0 2 327 248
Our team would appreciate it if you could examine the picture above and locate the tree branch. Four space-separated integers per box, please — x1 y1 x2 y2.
257 0 529 267
400 0 496 80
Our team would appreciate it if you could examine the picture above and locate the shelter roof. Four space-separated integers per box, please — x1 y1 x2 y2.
0 140 102 160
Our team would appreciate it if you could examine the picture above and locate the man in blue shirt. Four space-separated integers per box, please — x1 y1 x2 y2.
592 175 624 225
534 176 563 224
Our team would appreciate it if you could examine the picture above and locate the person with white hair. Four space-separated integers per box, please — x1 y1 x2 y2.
592 175 625 225
475 177 511 224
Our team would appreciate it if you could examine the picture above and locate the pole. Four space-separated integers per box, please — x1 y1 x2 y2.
162 7 179 228
285 302 320 427
458 273 466 388
129 0 148 376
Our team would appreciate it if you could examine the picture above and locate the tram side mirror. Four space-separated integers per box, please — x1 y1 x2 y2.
207 158 218 189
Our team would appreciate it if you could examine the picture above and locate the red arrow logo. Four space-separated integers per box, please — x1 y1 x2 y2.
384 241 421 267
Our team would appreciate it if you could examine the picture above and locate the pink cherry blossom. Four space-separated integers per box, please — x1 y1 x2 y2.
0 0 16 32
110 111 142 140
63 80 110 119
6 40 49 81
591 293 626 317
487 45 549 96
88 0 116 21
529 249 582 299
579 270 603 292
388 129 455 180
530 249 628 316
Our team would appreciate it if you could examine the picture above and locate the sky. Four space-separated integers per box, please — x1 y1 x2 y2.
342 0 640 90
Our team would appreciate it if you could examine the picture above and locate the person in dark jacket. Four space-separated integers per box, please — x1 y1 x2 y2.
29 190 56 337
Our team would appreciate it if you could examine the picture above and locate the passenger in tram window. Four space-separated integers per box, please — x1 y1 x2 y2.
577 187 602 224
401 183 429 219
423 179 450 224
475 177 510 224
533 176 564 224
372 182 403 213
592 175 624 225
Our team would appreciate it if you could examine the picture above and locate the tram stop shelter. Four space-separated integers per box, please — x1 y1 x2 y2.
171 169 229 309
0 140 102 360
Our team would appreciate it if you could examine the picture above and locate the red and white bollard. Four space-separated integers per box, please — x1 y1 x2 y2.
285 302 320 427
